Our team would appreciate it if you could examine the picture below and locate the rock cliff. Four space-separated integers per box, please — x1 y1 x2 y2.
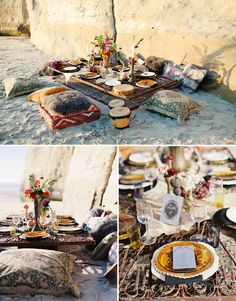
1 0 235 101
20 146 117 223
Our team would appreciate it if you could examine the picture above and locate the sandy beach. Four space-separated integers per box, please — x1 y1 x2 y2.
0 37 236 145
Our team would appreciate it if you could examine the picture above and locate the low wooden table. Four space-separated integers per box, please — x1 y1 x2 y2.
0 231 95 250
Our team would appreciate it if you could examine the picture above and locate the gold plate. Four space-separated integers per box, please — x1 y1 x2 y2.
23 231 49 239
154 241 214 278
120 174 145 185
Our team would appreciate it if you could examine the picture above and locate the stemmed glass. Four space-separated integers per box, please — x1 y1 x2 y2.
136 200 156 245
190 200 207 241
144 164 157 190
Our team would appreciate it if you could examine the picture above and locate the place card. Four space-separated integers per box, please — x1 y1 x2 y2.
160 194 183 226
172 245 196 270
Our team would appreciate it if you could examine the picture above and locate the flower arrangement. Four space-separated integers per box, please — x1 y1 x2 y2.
92 34 117 57
24 175 56 212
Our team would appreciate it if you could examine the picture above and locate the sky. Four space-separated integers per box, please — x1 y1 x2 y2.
0 146 28 184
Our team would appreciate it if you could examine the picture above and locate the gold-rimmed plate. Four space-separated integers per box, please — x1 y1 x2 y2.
21 231 50 239
153 241 214 278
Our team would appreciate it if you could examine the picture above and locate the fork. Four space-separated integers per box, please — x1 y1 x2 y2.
136 253 151 291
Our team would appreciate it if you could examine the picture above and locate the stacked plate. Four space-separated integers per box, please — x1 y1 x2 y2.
57 215 81 233
20 231 50 240
202 152 229 164
128 152 155 166
151 241 219 282
0 226 11 235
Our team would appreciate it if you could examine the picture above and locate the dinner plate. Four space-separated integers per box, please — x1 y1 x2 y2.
226 207 236 223
62 66 78 73
112 65 130 72
59 226 82 233
129 152 154 165
68 59 83 66
136 79 156 88
20 231 50 239
119 174 145 185
105 79 121 86
152 241 217 279
0 227 11 233
155 241 212 276
202 152 229 163
140 71 156 78
80 72 100 79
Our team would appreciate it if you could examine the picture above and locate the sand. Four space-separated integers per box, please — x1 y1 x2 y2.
0 36 236 145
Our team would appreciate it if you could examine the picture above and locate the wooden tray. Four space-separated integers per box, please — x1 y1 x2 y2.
49 65 181 102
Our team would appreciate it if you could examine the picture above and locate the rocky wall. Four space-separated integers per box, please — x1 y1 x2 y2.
20 146 117 223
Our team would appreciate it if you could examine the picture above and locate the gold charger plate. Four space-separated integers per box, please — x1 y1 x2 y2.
21 231 49 239
120 174 145 185
154 241 214 278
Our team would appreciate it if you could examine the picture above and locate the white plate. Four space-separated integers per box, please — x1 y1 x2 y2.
95 78 107 84
62 66 78 72
59 226 82 232
202 152 229 162
0 227 10 233
105 79 121 86
140 71 156 78
226 207 236 223
129 152 154 164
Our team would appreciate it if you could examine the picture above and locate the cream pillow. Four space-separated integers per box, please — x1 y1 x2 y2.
27 86 68 103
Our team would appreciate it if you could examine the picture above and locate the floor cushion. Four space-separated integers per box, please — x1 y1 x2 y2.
182 64 207 92
0 248 80 298
27 86 67 103
145 90 202 125
3 77 51 100
163 64 184 81
39 91 101 130
92 232 117 260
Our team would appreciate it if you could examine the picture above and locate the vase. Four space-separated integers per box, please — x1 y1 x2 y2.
32 199 42 232
102 54 110 68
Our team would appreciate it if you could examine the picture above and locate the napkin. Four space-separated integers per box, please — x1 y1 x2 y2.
172 245 196 270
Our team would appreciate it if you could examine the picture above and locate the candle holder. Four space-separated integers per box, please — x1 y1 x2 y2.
128 58 135 84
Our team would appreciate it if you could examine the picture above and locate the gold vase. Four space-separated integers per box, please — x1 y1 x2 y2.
102 54 110 68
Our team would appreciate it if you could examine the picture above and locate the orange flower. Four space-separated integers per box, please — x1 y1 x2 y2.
34 180 40 185
35 194 40 199
24 204 29 210
43 191 50 198
24 189 30 195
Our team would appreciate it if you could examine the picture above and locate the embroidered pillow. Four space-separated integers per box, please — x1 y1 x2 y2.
3 77 51 100
0 248 80 298
182 64 207 91
163 65 183 81
145 90 201 125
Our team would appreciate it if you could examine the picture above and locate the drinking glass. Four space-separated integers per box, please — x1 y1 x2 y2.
136 201 156 245
209 176 224 209
190 200 207 241
144 165 157 190
127 223 142 250
10 215 20 236
206 224 220 248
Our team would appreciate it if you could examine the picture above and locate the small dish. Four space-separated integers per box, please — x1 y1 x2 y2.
140 71 156 78
62 66 78 73
105 79 121 86
80 72 100 79
136 79 156 88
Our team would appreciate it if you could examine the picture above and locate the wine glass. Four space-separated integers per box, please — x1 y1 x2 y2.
144 165 157 190
190 200 207 241
136 200 156 245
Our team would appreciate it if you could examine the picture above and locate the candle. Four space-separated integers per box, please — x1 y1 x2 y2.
131 43 134 59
